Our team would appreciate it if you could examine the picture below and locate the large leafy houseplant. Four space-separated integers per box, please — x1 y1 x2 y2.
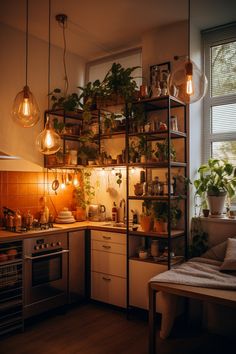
194 159 236 216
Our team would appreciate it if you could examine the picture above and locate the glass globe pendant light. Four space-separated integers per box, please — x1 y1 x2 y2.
169 0 208 104
36 0 61 155
12 0 40 127
35 114 61 154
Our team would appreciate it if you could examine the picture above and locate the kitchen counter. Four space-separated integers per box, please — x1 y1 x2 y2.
0 221 127 241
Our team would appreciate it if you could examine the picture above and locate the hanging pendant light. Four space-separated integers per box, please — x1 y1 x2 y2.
35 114 61 154
36 0 61 155
12 0 40 127
169 0 208 104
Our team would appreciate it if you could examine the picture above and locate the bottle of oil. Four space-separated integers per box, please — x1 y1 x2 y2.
112 202 118 223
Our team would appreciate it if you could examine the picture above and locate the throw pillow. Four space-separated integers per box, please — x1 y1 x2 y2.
220 238 236 272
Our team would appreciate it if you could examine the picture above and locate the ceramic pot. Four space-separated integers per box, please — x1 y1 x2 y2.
140 215 153 232
207 191 226 217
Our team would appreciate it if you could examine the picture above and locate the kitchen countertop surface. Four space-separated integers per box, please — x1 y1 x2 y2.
0 221 127 241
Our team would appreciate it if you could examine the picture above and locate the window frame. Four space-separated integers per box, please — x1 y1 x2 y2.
202 22 236 163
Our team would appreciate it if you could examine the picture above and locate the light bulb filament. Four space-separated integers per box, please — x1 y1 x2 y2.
22 98 30 116
186 75 193 95
45 130 53 149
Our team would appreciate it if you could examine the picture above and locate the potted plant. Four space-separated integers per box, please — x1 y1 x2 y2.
152 201 182 232
49 88 80 111
194 158 236 217
102 62 139 104
136 136 153 163
140 200 153 232
155 139 176 162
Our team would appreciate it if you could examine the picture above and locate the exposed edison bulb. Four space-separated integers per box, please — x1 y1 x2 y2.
186 75 194 95
111 168 116 175
73 174 79 186
101 168 105 176
35 115 61 155
61 174 66 190
131 167 135 174
12 85 40 127
169 58 208 104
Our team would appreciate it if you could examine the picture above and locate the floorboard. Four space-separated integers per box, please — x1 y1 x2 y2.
0 302 235 354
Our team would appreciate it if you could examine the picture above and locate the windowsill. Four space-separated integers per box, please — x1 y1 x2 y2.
195 216 236 224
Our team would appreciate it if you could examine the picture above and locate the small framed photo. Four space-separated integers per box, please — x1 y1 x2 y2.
150 62 171 86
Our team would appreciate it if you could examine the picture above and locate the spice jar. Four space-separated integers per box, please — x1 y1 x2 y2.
150 240 159 257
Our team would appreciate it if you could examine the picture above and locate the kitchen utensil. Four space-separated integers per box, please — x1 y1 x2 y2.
52 170 59 194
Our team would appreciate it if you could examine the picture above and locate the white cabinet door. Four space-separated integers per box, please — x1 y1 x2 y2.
129 260 167 310
91 271 126 308
91 250 126 278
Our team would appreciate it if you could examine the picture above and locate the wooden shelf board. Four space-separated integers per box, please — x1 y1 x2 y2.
129 230 185 238
129 256 184 266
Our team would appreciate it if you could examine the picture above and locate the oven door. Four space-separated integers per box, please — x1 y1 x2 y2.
24 248 69 317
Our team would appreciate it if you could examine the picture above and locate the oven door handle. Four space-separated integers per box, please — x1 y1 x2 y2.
24 249 70 260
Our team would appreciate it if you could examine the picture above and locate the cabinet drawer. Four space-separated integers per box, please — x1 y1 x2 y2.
91 240 126 255
91 250 126 277
91 230 126 244
91 271 126 308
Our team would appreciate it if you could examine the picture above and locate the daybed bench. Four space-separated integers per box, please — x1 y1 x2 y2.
148 238 236 354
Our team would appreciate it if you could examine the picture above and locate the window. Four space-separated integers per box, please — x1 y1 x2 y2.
86 49 142 89
203 23 236 166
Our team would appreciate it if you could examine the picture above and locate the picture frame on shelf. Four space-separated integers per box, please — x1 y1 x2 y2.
150 62 171 97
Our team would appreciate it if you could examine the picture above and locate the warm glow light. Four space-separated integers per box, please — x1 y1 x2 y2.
12 86 40 127
45 130 53 149
73 175 79 186
186 75 193 95
35 115 61 155
111 168 116 175
101 168 105 176
22 97 30 116
131 167 135 174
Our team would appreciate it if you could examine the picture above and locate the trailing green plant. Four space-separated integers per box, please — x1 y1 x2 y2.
194 158 236 198
49 88 80 111
74 169 95 209
189 217 208 258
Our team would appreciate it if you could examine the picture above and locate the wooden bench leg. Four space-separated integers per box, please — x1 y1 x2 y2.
149 283 157 354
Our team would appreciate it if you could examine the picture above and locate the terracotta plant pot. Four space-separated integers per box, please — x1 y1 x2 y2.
154 220 163 233
140 215 153 232
75 207 86 221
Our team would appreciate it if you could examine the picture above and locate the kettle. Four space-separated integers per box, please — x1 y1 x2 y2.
88 204 106 221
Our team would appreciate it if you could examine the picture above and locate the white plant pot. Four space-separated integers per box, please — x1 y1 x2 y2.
207 192 226 217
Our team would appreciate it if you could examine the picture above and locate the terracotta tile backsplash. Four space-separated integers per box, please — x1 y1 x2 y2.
0 171 76 223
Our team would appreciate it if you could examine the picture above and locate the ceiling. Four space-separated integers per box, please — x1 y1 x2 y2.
0 0 235 61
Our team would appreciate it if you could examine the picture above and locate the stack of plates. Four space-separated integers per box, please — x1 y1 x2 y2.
55 208 76 224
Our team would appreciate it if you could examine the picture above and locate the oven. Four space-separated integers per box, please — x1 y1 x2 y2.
24 232 69 318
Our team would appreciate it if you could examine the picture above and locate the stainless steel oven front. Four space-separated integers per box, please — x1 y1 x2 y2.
24 232 69 318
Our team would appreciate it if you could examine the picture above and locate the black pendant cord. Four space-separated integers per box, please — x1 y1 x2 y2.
188 0 190 62
47 0 51 110
62 21 69 97
25 0 29 87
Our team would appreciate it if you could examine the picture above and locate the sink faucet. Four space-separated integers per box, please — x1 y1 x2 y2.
120 199 126 223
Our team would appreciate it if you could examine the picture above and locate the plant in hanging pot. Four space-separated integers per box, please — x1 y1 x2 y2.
194 159 236 217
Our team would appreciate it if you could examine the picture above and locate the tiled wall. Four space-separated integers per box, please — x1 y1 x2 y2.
0 171 76 222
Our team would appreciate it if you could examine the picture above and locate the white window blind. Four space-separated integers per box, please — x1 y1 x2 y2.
203 23 236 166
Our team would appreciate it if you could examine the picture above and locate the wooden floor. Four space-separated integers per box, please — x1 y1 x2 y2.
1 302 235 354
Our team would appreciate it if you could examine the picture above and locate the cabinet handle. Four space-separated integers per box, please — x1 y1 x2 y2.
102 276 111 281
102 236 111 240
102 245 111 249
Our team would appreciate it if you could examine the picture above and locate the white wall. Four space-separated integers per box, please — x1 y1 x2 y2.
141 21 188 84
0 23 86 169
